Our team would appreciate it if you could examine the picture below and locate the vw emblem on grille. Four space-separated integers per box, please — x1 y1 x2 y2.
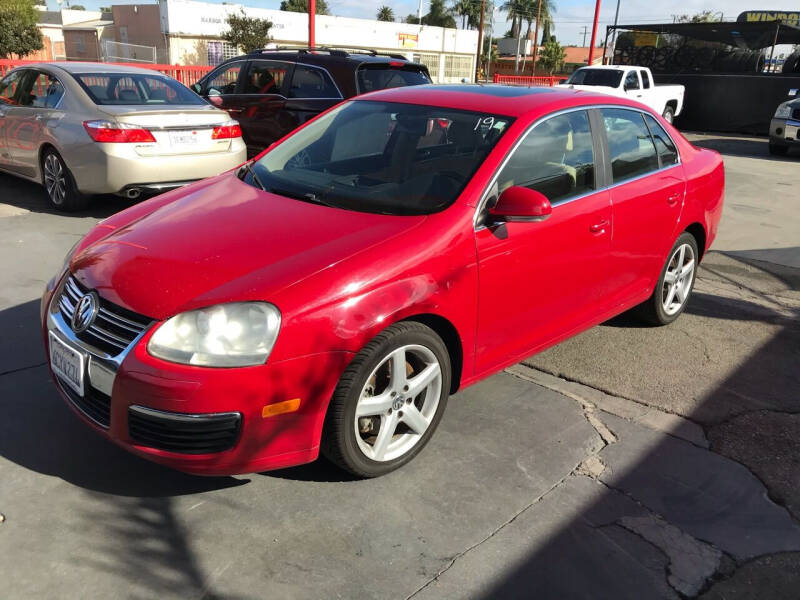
71 292 99 333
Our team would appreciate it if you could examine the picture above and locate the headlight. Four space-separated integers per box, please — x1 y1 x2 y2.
775 103 792 119
148 302 281 367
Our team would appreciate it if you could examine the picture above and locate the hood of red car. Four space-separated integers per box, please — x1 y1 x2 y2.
71 173 426 320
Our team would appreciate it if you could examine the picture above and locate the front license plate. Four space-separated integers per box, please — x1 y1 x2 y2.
49 332 85 396
169 131 198 146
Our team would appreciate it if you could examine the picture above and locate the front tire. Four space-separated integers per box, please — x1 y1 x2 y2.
636 232 699 325
42 149 88 212
322 322 451 478
769 142 789 156
662 105 675 124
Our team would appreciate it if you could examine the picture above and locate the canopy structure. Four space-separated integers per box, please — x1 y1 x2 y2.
606 21 800 51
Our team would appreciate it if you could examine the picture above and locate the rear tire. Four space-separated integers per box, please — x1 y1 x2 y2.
769 142 789 156
636 232 699 326
42 149 88 212
322 322 451 478
662 105 675 124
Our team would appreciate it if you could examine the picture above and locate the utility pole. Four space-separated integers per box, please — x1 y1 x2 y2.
609 0 620 64
418 0 423 22
580 26 589 47
587 0 601 65
309 0 316 47
476 0 486 82
531 0 542 74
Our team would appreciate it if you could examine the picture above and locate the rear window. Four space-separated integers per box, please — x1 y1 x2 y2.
74 73 205 106
356 64 431 94
566 68 623 88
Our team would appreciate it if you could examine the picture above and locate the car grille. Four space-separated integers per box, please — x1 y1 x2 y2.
58 276 152 356
57 376 112 428
128 406 242 454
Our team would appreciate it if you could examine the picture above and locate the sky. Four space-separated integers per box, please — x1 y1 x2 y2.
45 0 800 48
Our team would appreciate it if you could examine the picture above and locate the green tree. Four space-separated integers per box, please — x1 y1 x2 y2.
405 14 420 24
421 0 456 28
537 38 566 74
280 0 330 16
672 10 717 23
452 0 478 29
222 9 273 54
0 0 43 59
71 4 86 9
376 5 394 21
500 0 525 40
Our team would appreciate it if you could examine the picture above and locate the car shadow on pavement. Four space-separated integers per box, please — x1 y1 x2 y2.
471 272 800 598
0 173 138 219
688 135 798 161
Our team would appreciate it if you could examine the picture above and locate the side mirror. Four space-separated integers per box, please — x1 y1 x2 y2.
489 186 552 223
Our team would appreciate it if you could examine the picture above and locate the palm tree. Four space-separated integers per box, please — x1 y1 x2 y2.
500 0 526 40
376 5 395 21
452 0 477 29
536 0 556 44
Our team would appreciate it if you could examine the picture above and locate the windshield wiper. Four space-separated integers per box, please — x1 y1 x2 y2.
267 185 339 209
239 162 266 191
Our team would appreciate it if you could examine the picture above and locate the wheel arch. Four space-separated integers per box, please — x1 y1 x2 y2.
665 99 678 112
399 313 464 394
684 222 707 260
38 142 61 182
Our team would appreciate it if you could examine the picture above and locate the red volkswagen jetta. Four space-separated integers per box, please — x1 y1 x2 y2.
42 85 724 477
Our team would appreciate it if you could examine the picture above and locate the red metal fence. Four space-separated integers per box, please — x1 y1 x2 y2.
0 60 213 86
492 74 568 87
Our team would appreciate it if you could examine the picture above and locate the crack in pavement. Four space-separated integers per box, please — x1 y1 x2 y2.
0 361 46 378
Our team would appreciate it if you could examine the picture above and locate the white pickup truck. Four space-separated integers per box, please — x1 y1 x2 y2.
560 66 685 123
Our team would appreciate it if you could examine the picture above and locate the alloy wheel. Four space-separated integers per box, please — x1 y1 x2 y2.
354 344 442 462
43 154 66 206
662 243 695 316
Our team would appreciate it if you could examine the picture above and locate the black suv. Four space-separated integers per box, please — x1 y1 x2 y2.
193 47 431 157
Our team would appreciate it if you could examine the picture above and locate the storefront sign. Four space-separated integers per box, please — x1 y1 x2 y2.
398 33 418 48
634 32 658 47
737 11 800 27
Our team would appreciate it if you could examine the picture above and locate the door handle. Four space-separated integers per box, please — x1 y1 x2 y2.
227 108 243 114
589 219 609 234
34 113 45 120
667 192 682 206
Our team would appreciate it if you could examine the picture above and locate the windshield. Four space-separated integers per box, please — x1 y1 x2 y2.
74 73 206 106
356 65 431 93
566 68 623 88
246 101 513 215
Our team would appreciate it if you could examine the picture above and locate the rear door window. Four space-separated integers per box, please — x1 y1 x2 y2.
356 65 431 93
29 72 65 108
644 114 679 167
624 71 640 91
241 60 291 95
288 65 340 99
601 108 659 183
640 70 651 89
496 110 596 205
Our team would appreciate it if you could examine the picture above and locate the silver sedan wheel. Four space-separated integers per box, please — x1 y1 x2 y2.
662 243 695 316
43 154 67 206
354 344 442 463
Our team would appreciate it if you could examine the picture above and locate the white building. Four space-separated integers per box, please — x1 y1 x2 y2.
158 0 479 83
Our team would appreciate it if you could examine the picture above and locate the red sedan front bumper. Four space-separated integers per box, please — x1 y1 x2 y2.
43 279 353 475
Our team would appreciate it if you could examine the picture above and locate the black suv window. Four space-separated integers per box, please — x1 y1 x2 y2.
202 61 245 96
356 65 430 94
241 60 290 95
288 65 340 99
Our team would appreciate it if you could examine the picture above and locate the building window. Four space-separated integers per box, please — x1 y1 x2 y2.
207 41 239 66
443 55 472 81
413 53 440 82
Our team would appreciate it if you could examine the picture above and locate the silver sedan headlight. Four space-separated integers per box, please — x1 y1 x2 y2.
775 102 792 119
148 302 281 367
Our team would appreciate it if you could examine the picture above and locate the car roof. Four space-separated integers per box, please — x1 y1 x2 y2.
233 49 425 69
33 62 170 75
352 84 633 118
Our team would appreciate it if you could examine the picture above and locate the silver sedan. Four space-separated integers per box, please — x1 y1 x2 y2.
0 62 246 211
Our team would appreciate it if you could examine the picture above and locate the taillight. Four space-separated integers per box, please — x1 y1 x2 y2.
212 120 242 140
83 120 156 143
389 61 405 67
